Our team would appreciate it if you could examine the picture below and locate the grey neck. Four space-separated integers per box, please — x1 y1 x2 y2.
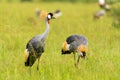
41 19 50 40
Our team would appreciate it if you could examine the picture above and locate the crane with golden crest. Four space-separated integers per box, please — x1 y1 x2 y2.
61 34 88 67
24 12 56 73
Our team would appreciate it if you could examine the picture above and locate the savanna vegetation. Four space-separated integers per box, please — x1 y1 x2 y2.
0 1 120 80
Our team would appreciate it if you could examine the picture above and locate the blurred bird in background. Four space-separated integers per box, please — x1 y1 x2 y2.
94 10 105 19
94 0 110 19
53 9 62 18
98 0 111 11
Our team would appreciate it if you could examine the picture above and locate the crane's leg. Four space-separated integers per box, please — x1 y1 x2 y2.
73 52 76 67
29 67 31 75
76 52 82 68
77 55 81 65
37 57 40 70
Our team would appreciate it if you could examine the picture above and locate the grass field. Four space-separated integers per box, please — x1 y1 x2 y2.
0 2 120 80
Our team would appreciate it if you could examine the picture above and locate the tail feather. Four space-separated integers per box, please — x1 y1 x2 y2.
24 49 37 67
25 55 36 67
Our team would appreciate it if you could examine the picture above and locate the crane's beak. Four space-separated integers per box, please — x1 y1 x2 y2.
80 52 86 59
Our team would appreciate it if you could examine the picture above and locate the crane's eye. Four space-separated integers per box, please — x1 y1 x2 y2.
47 14 51 19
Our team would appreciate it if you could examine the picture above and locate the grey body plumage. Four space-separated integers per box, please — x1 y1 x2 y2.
66 35 88 46
62 34 88 67
25 35 45 67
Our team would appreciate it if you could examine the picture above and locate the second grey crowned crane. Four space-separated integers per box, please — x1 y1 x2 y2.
61 35 88 67
24 13 56 70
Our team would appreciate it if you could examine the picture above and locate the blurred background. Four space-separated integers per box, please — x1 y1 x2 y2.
0 0 119 3
0 0 120 27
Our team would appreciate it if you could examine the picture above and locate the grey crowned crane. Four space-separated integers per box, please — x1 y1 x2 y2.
24 13 56 71
61 35 88 67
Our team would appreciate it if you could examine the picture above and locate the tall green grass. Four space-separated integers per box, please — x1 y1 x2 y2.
0 2 120 80
111 3 120 28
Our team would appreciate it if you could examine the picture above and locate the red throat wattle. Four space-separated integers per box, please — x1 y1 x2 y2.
48 20 50 24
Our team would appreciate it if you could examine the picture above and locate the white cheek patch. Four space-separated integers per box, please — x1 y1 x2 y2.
48 15 51 19
79 52 83 56
26 49 29 56
66 44 70 51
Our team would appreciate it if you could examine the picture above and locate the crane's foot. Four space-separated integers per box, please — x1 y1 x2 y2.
37 66 39 71
74 63 80 69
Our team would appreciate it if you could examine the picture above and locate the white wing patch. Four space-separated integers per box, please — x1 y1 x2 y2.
24 49 29 62
66 43 70 51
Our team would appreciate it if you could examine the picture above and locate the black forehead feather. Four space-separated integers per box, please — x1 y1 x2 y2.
48 13 53 17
